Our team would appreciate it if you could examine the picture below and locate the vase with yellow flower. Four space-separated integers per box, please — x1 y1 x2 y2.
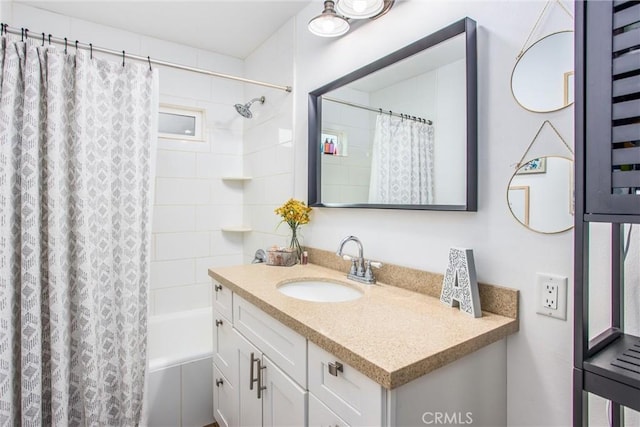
274 198 312 263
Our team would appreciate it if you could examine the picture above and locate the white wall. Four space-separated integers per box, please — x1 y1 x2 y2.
0 2 10 22
289 2 575 426
8 3 245 315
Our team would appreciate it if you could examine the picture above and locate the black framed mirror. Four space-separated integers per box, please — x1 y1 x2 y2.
308 17 477 211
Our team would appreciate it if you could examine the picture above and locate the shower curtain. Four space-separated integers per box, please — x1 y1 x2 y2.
368 113 434 204
0 36 158 425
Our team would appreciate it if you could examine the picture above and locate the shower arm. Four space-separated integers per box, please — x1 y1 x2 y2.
247 96 266 106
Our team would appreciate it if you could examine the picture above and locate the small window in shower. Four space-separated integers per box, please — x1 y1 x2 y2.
158 105 205 141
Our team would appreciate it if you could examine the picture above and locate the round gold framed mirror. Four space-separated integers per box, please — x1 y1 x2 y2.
507 156 574 234
511 31 574 113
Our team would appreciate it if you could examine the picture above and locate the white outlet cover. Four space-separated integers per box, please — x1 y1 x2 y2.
536 273 568 320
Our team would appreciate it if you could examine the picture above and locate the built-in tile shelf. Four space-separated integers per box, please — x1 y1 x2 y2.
221 178 252 232
221 176 252 182
221 226 253 233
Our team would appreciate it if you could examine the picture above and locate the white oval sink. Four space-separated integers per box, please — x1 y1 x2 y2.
277 280 363 303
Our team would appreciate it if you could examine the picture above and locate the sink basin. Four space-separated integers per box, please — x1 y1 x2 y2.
277 280 363 303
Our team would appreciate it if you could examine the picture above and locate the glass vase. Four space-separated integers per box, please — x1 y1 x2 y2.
289 227 303 263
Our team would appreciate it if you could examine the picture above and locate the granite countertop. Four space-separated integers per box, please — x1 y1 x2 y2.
208 262 518 389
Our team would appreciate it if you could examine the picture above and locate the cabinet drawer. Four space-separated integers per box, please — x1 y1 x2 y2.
308 341 383 427
233 294 307 388
309 393 350 427
213 313 235 383
212 279 232 321
213 365 237 427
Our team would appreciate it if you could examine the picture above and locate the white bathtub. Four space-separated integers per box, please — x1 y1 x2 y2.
146 307 214 427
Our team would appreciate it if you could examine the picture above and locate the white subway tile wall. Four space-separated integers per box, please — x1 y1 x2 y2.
242 19 296 262
151 56 245 312
10 3 246 315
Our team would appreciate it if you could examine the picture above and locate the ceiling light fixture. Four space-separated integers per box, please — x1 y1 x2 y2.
308 0 350 38
335 0 384 19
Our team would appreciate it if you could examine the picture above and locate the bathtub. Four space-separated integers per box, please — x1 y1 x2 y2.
145 307 214 427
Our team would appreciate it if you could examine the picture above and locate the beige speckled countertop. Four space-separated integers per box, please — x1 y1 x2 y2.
208 262 518 389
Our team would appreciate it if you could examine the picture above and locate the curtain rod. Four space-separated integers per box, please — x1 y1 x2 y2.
1 24 292 93
323 96 433 125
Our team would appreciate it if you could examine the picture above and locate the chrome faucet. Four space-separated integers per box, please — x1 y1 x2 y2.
336 235 382 284
251 249 266 264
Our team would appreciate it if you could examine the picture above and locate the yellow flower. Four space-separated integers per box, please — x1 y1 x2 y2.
275 198 312 230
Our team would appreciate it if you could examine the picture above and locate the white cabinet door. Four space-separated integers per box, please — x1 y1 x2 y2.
213 311 235 383
234 330 263 427
309 393 350 427
262 355 307 427
234 294 307 387
213 365 237 427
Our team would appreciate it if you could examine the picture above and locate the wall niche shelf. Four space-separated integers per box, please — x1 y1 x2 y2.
221 226 252 233
221 176 252 182
221 177 251 233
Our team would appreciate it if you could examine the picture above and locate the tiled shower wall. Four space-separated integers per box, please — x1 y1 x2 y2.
242 18 296 261
149 47 246 315
9 3 246 315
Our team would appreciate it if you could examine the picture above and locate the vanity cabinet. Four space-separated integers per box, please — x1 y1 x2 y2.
212 280 307 427
212 277 508 427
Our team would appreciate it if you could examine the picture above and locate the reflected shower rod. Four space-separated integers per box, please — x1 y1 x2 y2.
323 96 433 125
1 24 293 93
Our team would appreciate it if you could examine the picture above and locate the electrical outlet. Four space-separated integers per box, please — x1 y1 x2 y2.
536 273 567 320
543 282 558 309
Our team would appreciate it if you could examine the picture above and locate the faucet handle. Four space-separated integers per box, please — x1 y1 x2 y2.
349 259 358 276
369 260 383 269
341 255 359 275
364 260 375 282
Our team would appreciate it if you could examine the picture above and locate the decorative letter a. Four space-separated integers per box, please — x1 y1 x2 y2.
440 248 482 318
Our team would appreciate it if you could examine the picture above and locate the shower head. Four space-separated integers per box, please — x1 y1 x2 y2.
234 96 265 119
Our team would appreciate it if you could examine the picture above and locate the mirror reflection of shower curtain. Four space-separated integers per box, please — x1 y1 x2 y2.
368 114 434 204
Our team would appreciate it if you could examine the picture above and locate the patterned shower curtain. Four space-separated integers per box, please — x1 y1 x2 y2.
0 36 158 425
368 113 435 204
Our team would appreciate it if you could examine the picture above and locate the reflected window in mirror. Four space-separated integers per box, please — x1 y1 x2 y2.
308 18 477 211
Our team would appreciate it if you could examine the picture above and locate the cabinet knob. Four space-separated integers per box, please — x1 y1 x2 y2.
215 319 223 327
328 361 343 377
214 283 222 292
215 378 224 387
